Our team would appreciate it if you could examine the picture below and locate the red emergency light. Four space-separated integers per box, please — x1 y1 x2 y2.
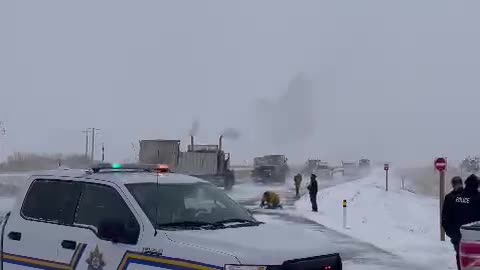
155 164 170 173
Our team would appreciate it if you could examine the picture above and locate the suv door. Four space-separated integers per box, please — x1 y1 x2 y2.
2 179 82 270
57 181 143 270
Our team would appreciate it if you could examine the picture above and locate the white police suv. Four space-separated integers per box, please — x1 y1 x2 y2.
0 163 341 270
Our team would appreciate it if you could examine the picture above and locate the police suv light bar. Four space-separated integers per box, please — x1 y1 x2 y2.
89 163 171 173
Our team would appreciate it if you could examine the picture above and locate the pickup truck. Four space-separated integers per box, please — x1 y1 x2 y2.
460 222 480 269
0 163 342 270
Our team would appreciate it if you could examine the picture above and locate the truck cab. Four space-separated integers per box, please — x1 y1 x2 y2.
358 159 370 168
251 155 289 184
341 161 358 177
0 163 341 270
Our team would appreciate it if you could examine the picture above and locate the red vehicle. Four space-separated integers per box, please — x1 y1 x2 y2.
460 222 480 269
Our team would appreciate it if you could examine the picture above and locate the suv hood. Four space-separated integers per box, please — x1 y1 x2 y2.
165 223 336 265
461 221 480 242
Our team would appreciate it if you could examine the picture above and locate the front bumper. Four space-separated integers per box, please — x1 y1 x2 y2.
277 253 341 270
230 253 342 270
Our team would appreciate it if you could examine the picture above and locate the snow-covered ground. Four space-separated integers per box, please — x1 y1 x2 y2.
295 168 456 270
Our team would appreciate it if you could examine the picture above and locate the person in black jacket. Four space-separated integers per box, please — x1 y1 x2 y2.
441 176 463 270
455 174 480 226
307 174 318 212
451 174 480 270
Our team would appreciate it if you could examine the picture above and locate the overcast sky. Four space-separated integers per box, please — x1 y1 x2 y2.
1 1 480 166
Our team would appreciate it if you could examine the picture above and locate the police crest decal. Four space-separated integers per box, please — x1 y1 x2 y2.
86 246 106 270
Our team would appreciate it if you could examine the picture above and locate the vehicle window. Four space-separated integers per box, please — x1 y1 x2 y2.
184 188 227 212
21 179 81 224
126 182 254 227
74 183 139 237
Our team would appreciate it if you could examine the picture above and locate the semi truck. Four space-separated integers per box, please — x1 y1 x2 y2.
251 154 289 183
358 158 371 176
303 160 333 179
342 160 359 177
138 136 235 190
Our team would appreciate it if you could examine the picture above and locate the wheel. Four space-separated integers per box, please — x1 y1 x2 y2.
224 173 235 191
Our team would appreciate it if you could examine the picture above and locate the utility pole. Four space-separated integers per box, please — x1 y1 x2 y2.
82 129 90 159
101 143 105 162
0 122 5 136
90 128 100 163
0 122 5 162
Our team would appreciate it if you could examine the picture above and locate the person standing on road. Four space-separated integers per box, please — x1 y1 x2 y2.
307 174 318 212
441 176 464 270
294 173 303 198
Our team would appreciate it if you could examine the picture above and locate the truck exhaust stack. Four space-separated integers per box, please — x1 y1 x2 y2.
190 135 194 151
219 135 223 152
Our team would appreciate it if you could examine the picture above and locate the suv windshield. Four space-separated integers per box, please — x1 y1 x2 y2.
126 182 256 229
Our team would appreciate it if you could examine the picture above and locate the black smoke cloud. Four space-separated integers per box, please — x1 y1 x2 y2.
254 73 317 146
222 128 241 140
188 119 200 136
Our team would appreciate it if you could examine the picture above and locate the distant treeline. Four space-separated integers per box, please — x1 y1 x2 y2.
0 152 91 172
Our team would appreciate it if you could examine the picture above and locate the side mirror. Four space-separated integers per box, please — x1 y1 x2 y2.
98 219 138 245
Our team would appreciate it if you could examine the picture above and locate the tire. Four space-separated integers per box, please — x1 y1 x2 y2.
224 178 233 191
226 171 236 190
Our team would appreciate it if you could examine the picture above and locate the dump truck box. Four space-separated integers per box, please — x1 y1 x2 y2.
176 152 219 175
139 140 180 169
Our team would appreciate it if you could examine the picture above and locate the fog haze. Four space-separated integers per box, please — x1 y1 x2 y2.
2 1 480 166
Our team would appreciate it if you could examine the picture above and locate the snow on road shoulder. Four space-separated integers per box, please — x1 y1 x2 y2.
295 168 456 270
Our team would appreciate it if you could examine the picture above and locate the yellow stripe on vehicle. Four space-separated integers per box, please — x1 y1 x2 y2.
117 252 222 270
2 243 87 270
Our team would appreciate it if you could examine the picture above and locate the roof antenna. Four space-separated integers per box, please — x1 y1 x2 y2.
154 149 160 237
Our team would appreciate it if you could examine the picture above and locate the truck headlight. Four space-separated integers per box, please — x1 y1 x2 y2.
224 265 267 270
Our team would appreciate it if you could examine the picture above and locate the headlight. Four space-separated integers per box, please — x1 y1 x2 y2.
224 265 267 270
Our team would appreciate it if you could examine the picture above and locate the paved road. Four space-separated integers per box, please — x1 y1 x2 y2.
234 176 430 270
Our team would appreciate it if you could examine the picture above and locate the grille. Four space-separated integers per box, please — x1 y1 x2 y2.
267 253 342 270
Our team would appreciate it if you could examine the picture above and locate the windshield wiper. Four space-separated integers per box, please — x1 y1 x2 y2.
214 218 263 226
157 221 225 230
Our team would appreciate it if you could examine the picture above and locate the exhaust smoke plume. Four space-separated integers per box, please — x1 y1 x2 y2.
254 72 317 146
222 128 241 140
188 119 200 136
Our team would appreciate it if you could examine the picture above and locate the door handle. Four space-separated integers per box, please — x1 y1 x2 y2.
8 231 21 241
61 240 77 250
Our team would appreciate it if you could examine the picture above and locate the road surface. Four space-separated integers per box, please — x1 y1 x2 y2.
232 176 430 270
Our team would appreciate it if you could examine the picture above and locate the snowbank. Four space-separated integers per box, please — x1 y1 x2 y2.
295 169 456 270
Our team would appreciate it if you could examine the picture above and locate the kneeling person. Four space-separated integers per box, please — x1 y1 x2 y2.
261 191 282 209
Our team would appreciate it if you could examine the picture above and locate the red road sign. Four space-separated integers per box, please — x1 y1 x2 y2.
435 157 447 172
384 163 389 171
